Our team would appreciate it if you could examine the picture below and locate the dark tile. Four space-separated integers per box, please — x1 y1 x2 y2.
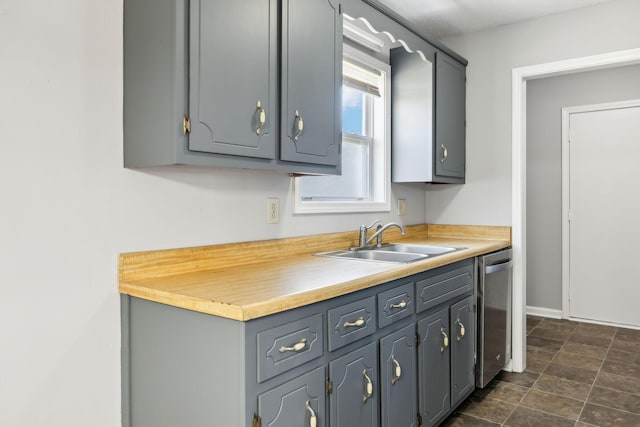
457 395 516 424
615 327 640 340
474 380 529 404
568 332 613 348
532 374 591 401
527 316 543 328
606 348 640 366
526 325 535 335
553 351 603 371
535 320 577 333
601 359 640 380
528 327 572 343
441 412 500 426
561 341 609 359
527 315 545 322
520 389 584 420
544 362 598 385
610 336 640 354
495 370 539 388
579 403 640 427
588 386 640 415
527 336 564 352
574 323 617 339
527 344 558 358
504 406 575 427
594 371 640 395
525 353 552 374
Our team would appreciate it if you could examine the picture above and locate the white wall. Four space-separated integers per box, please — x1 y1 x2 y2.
428 0 640 226
0 2 425 425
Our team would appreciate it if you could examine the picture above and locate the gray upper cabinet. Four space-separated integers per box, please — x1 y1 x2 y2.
188 0 277 159
281 0 342 167
434 52 466 180
124 0 341 174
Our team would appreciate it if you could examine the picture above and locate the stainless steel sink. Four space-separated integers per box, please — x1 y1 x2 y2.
315 244 464 264
382 243 462 256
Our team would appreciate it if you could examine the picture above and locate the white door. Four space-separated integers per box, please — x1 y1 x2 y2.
564 100 640 328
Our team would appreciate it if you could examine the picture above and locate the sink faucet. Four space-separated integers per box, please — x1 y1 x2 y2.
355 221 406 250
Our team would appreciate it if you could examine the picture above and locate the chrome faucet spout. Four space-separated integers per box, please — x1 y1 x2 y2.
365 222 406 248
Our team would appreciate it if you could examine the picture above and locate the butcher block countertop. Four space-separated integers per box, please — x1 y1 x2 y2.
118 224 511 321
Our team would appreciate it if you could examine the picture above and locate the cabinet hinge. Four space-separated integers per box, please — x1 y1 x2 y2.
417 413 423 426
183 115 191 135
326 379 333 395
252 414 261 427
415 333 420 347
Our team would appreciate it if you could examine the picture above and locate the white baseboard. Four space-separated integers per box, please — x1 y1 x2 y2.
526 306 562 319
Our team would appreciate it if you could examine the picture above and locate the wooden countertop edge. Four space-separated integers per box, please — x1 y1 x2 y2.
118 227 511 321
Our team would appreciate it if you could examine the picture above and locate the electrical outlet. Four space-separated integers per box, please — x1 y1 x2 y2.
267 198 279 224
397 198 407 216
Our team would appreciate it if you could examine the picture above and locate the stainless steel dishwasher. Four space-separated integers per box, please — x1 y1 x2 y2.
476 248 512 388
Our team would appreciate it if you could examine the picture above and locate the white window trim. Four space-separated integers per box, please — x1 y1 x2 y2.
293 44 391 214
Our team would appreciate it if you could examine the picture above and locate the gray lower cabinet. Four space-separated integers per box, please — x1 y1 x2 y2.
417 295 475 427
121 259 476 427
124 0 342 174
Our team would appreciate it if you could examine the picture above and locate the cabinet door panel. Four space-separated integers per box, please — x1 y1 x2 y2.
435 52 465 178
258 366 326 427
450 296 475 407
380 324 417 427
189 0 277 159
417 307 450 427
329 342 378 427
281 0 341 166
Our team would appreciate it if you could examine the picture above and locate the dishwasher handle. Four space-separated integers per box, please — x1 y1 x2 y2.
485 260 512 275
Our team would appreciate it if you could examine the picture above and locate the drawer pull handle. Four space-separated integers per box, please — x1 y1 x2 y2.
362 369 373 403
391 355 402 385
294 110 304 140
305 400 317 427
343 317 365 328
390 300 407 309
456 320 466 341
279 338 307 353
441 144 448 163
441 328 449 352
255 100 266 135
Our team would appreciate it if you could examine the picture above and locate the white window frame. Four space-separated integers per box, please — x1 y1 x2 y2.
293 44 391 214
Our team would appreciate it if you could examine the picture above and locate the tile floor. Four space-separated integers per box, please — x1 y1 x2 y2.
442 316 640 426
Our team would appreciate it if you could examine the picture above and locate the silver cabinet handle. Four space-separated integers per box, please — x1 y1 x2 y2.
305 400 317 427
441 144 448 163
278 337 307 353
343 317 365 328
391 355 402 385
362 369 373 403
456 320 466 341
255 100 266 135
390 300 407 309
440 328 449 352
294 110 304 140
485 260 512 275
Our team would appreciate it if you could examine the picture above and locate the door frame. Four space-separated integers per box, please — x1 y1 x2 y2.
561 99 640 321
510 48 640 372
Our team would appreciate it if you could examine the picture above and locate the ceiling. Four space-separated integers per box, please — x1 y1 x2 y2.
378 0 618 39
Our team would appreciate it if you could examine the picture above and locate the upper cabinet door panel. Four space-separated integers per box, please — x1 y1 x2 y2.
188 0 277 159
281 0 342 166
435 52 465 178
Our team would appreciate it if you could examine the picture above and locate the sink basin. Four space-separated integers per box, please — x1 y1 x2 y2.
315 244 465 264
383 244 462 256
316 249 428 264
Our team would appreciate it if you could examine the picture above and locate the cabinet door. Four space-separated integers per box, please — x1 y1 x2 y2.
258 366 326 427
281 0 341 166
417 307 450 427
450 296 475 407
434 52 465 179
380 324 417 427
188 0 277 159
329 342 378 427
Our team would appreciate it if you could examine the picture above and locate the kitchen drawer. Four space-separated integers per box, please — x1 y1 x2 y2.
377 281 415 328
328 296 376 351
256 313 323 383
416 262 473 313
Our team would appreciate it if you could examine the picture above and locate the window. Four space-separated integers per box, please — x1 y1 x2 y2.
294 43 391 214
